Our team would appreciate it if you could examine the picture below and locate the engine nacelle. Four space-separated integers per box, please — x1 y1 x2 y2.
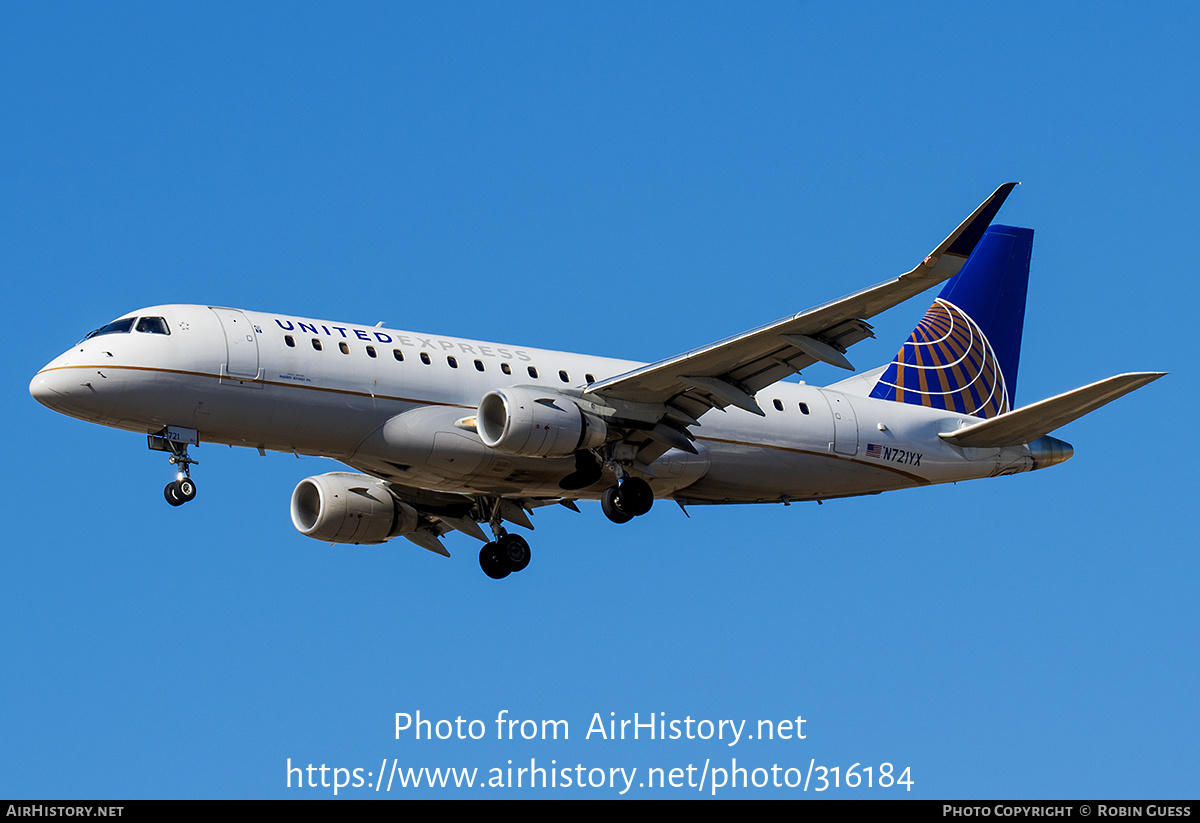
290 472 419 544
477 386 607 457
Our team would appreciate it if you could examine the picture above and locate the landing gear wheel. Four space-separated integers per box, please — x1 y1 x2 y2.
176 477 197 502
479 542 511 579
617 477 653 516
155 434 200 508
164 480 186 507
498 534 531 573
601 486 633 524
601 478 654 522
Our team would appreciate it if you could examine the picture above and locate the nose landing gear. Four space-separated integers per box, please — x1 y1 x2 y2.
164 473 197 506
149 427 200 507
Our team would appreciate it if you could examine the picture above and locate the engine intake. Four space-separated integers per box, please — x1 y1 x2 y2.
477 387 607 457
290 472 419 544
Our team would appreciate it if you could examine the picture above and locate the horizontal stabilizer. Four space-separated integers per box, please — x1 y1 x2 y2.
939 372 1165 448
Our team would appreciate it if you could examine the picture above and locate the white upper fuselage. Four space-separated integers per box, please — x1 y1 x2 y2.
30 304 1040 505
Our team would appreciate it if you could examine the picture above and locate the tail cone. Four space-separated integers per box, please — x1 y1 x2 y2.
1029 435 1073 470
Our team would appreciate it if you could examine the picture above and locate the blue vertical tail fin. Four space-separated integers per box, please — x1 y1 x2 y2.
869 225 1033 418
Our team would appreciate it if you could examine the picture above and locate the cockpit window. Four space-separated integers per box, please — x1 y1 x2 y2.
135 316 170 335
83 318 135 341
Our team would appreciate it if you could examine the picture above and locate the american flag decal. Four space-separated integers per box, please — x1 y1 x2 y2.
866 443 882 459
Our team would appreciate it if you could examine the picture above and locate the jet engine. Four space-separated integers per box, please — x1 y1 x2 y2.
476 387 607 457
290 472 420 544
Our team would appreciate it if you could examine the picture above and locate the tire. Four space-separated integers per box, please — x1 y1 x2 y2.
498 534 531 572
479 543 510 579
176 478 197 502
617 477 653 517
601 486 633 524
164 481 185 507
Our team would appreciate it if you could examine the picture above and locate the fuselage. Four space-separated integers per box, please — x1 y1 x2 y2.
30 305 1056 506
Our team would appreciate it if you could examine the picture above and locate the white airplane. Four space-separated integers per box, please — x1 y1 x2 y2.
30 184 1163 578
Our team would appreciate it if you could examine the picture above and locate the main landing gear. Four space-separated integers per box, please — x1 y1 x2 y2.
478 533 531 580
601 476 653 524
477 499 532 579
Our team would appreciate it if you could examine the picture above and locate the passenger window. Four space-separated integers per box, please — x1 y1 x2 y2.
773 399 784 411
559 370 569 383
312 339 322 351
366 346 377 358
528 366 538 379
339 342 350 354
474 360 485 372
447 356 458 368
420 353 431 365
393 349 404 362
586 373 595 384
799 402 810 415
284 335 295 348
501 363 511 375
135 316 170 335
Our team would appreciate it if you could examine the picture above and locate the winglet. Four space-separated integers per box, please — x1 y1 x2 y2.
912 182 1020 274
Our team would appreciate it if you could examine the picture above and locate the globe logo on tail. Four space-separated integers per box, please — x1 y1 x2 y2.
870 299 1010 419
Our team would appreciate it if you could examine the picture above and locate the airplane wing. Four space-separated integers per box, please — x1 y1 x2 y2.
412 494 569 555
585 183 1020 428
339 471 567 557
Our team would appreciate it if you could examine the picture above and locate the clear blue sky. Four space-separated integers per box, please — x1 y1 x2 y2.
2 2 1195 798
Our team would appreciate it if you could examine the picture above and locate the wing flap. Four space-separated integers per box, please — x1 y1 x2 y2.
939 372 1165 448
404 529 450 557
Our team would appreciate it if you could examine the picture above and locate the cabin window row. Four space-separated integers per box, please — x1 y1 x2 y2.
282 334 595 383
772 398 811 415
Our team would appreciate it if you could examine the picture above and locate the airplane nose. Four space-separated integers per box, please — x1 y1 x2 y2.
29 368 65 409
29 363 104 419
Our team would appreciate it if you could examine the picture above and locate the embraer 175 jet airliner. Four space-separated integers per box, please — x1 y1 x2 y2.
30 184 1163 579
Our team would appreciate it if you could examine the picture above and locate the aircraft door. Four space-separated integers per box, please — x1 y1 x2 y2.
209 308 261 381
822 390 859 456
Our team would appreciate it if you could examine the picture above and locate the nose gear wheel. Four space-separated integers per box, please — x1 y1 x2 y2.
154 436 199 507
